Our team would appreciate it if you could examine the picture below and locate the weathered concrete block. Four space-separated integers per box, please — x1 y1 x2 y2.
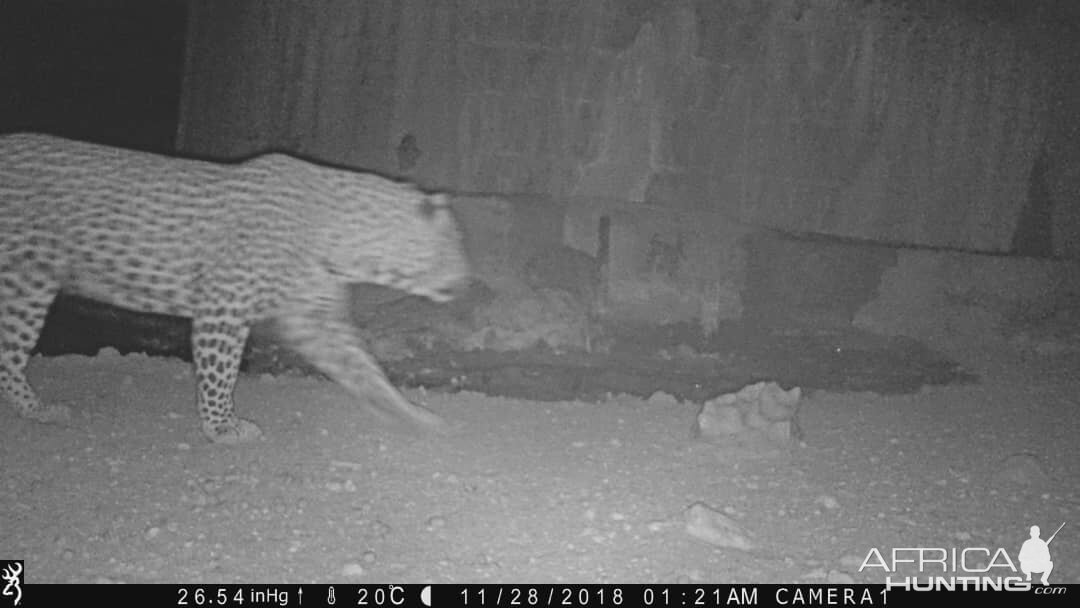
853 249 1080 346
742 232 897 327
450 193 567 292
579 201 750 332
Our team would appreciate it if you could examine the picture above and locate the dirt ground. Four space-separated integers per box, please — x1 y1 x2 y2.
2 335 1079 585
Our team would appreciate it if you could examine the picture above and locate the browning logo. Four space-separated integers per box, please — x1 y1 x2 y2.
1 561 22 607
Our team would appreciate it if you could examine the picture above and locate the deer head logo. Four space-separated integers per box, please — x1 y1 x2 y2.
1 562 22 606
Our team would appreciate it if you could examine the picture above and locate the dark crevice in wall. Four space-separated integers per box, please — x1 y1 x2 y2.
1011 144 1055 258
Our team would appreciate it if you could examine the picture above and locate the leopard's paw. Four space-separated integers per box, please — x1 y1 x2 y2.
202 418 264 444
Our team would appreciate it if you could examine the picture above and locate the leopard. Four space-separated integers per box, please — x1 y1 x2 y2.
0 133 470 444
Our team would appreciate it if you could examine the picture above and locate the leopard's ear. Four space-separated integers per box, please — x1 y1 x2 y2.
419 192 450 218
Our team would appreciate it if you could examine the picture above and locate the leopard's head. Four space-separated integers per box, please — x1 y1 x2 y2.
332 180 471 303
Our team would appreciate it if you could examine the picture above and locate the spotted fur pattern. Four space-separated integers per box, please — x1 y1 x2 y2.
0 134 469 443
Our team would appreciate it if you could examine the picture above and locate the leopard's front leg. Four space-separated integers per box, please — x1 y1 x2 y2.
191 312 262 444
276 304 449 434
0 268 71 423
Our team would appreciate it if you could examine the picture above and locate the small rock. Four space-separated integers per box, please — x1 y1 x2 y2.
341 563 365 578
646 520 668 533
647 391 680 407
766 419 798 444
684 502 754 550
837 553 864 570
993 453 1049 486
826 570 855 584
760 385 801 421
815 495 841 510
743 409 769 430
675 343 698 359
696 404 743 439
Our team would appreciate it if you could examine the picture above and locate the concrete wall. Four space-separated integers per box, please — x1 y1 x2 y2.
176 0 1080 343
179 0 1080 257
178 0 404 171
